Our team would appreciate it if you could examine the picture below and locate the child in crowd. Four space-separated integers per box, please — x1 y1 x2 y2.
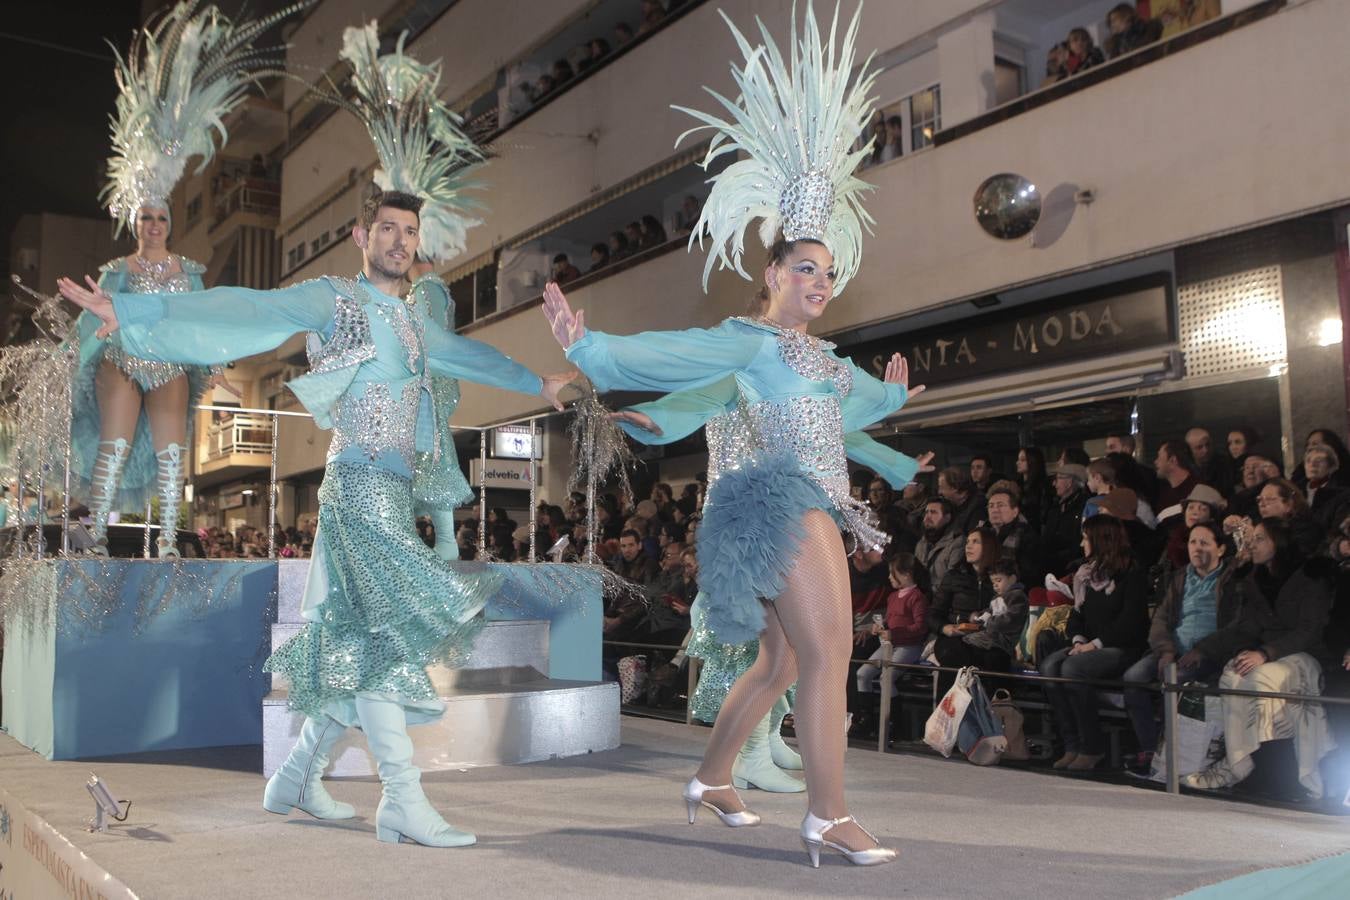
855 554 931 696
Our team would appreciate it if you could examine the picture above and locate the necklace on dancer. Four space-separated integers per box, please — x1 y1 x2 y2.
136 253 175 280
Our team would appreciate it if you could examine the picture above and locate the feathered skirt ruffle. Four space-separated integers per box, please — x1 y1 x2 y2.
695 450 836 646
69 318 214 510
265 462 501 724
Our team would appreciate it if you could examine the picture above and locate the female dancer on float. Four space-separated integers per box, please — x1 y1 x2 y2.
75 206 230 556
543 236 928 864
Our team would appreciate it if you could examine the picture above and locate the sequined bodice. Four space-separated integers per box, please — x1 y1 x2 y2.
707 319 887 548
126 270 195 293
307 277 435 473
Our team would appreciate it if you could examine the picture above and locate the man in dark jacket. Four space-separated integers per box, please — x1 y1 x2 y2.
939 466 985 537
1121 520 1239 769
1042 463 1090 578
986 479 1044 588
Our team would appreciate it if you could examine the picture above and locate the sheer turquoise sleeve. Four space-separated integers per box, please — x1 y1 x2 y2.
422 312 542 395
109 279 338 365
840 359 907 432
411 275 453 330
845 431 920 489
564 323 765 393
619 376 739 445
188 272 206 292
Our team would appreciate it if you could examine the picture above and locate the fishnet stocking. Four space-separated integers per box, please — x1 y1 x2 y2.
695 509 877 851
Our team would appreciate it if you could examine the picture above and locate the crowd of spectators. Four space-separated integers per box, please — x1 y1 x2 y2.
544 196 702 290
841 423 1350 803
200 522 312 559
1040 2 1220 88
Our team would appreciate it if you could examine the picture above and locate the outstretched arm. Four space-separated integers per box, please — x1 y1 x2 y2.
58 275 337 365
844 431 934 490
541 282 762 393
420 306 575 411
841 355 925 432
617 376 739 445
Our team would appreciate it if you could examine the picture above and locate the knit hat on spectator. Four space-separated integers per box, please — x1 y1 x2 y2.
1183 483 1227 512
1097 487 1138 521
1051 462 1088 484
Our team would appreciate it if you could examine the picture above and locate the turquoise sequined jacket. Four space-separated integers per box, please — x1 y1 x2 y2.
108 272 542 479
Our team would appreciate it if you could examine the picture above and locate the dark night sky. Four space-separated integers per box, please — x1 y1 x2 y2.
1 5 143 257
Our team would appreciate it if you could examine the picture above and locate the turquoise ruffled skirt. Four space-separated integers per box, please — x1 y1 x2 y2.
265 462 501 724
412 375 475 514
696 450 835 646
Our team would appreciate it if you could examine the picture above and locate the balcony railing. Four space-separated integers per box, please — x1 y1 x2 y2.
212 178 282 231
204 412 275 460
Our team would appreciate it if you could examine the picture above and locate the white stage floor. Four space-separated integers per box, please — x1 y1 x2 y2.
0 717 1345 899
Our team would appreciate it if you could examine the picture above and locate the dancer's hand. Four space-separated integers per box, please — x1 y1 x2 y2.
913 451 936 475
883 352 925 399
542 282 586 349
610 409 663 436
540 370 578 411
57 276 119 338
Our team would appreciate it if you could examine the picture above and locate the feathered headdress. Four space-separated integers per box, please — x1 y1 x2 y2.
674 0 879 293
102 0 310 231
339 22 485 264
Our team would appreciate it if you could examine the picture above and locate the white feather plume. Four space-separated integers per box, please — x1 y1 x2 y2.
673 1 879 293
339 22 485 265
103 0 311 231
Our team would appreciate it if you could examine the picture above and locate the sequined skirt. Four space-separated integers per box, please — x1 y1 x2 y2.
686 596 760 721
264 462 503 723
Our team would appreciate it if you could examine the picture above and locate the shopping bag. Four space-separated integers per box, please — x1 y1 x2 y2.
924 667 975 757
989 688 1029 760
616 655 648 705
957 673 1008 766
1149 693 1225 782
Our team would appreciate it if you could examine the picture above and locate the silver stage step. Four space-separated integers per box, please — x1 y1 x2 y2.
264 560 619 776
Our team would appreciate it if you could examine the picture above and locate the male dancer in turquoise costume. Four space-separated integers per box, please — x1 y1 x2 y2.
59 189 574 848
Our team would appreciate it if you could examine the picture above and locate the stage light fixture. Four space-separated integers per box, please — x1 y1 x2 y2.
86 773 131 833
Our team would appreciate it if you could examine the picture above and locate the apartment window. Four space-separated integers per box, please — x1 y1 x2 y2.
908 85 941 151
994 57 1025 106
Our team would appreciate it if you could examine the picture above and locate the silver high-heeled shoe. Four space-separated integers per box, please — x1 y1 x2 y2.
683 777 761 827
800 812 897 868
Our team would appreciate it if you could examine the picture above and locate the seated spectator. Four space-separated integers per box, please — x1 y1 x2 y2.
628 541 693 647
639 213 667 248
624 221 643 250
880 115 903 162
532 73 556 101
1059 447 1092 468
969 454 1002 496
1123 520 1239 773
861 110 887 166
1156 0 1221 39
1303 443 1350 527
1040 515 1150 771
1106 3 1163 58
1183 518 1337 796
674 194 703 234
1105 433 1137 456
1064 27 1105 75
614 21 634 46
588 242 610 273
1154 439 1199 521
1187 427 1236 499
551 58 575 85
1229 452 1283 519
867 477 895 516
1041 41 1070 87
929 526 1000 695
608 230 632 262
588 37 611 63
916 497 965 593
855 554 931 696
933 558 1028 694
636 0 665 36
1157 483 1225 576
938 466 985 536
551 253 582 285
609 528 659 586
986 479 1044 587
1096 488 1162 567
1292 429 1350 488
1042 463 1090 577
1225 478 1325 561
1227 426 1260 461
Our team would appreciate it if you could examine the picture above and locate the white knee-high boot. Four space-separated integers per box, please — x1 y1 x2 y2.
354 695 475 847
88 438 130 554
768 693 803 770
429 511 459 562
732 710 806 793
263 715 356 819
155 443 185 558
